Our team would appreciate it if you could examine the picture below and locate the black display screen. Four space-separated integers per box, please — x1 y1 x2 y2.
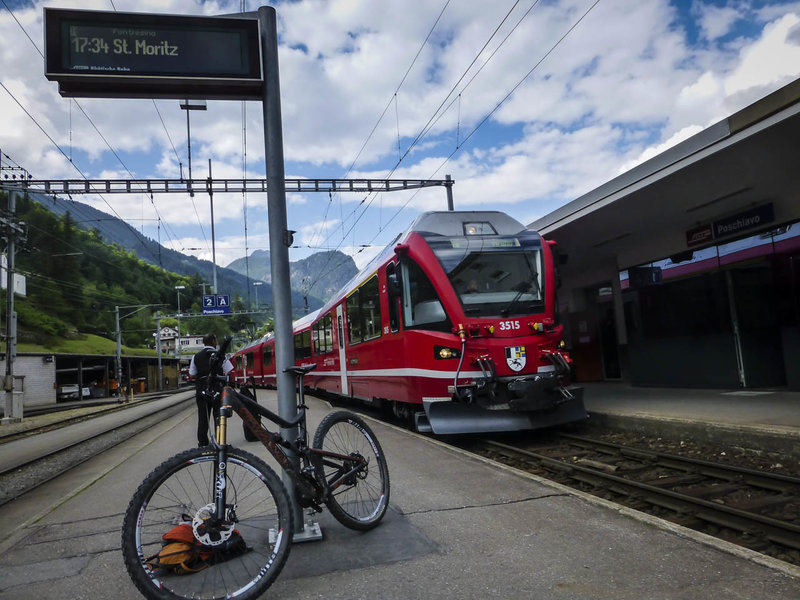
44 8 263 99
60 22 254 78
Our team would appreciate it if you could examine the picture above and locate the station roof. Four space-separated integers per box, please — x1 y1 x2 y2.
529 77 800 273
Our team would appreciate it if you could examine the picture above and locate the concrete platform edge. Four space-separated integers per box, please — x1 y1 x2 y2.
588 412 800 457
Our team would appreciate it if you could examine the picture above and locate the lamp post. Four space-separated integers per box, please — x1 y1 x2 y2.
175 285 185 358
253 281 263 310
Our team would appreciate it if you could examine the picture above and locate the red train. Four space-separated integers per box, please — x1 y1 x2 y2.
231 210 586 434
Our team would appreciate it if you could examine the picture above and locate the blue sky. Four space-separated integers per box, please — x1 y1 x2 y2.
2 0 799 285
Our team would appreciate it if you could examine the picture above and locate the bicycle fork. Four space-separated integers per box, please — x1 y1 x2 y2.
212 401 233 523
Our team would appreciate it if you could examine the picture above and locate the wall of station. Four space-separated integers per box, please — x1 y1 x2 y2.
562 219 800 391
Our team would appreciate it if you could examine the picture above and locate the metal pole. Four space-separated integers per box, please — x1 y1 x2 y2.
259 5 304 534
115 306 122 397
175 285 185 359
445 174 454 211
209 159 217 294
156 312 163 391
2 187 20 423
186 108 193 195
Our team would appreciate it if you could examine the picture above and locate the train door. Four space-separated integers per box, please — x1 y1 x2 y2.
336 303 348 393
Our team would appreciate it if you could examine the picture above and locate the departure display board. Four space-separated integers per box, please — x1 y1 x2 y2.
44 8 263 99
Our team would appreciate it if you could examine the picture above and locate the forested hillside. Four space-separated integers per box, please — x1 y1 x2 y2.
2 190 263 349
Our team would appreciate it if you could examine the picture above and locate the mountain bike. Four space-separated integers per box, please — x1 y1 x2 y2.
121 337 390 600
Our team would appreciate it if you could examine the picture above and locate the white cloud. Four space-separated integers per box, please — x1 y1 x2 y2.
724 13 800 96
2 0 800 271
693 1 742 41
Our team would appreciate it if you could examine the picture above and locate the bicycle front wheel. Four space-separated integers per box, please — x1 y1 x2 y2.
121 447 293 600
313 411 390 530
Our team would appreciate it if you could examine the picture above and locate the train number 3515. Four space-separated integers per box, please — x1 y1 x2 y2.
499 320 521 331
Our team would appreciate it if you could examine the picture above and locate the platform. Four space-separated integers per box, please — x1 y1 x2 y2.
0 388 799 599
581 382 800 456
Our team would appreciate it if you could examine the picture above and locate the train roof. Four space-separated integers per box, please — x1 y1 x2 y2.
233 211 536 343
309 210 535 322
292 308 323 330
408 210 528 237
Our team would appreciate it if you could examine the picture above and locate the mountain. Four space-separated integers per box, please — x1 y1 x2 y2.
226 249 358 306
226 249 271 282
29 193 322 314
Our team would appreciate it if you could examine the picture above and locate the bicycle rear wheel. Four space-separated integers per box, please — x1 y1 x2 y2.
312 411 390 530
121 447 293 600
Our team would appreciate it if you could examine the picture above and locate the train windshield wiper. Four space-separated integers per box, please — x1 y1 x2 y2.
500 281 532 317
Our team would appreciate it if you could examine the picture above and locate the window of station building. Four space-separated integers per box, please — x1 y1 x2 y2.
313 312 334 354
401 258 450 332
346 275 382 344
294 330 312 360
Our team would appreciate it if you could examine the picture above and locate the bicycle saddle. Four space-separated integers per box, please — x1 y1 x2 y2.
284 364 317 376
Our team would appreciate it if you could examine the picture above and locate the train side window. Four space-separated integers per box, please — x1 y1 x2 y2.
246 353 254 370
346 275 382 344
294 330 312 360
346 290 362 343
324 312 333 351
402 258 450 331
263 346 273 366
386 262 401 332
312 312 334 354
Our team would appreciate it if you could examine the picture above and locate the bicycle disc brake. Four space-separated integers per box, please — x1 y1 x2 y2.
192 503 235 547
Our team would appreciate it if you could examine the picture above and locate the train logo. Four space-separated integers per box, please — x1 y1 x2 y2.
505 346 527 372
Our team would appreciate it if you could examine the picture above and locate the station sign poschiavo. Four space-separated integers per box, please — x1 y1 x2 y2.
44 8 262 100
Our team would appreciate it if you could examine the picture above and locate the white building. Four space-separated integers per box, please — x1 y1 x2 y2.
155 327 205 357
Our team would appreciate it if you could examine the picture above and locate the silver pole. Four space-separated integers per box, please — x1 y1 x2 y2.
445 174 454 211
115 306 122 397
209 159 218 294
156 312 163 391
2 187 20 423
259 5 303 533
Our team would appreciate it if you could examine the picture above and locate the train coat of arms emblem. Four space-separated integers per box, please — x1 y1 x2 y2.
505 346 526 372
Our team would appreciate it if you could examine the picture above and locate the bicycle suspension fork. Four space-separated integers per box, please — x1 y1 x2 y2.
213 401 233 521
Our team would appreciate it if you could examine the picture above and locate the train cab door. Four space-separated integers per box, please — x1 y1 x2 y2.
336 303 348 394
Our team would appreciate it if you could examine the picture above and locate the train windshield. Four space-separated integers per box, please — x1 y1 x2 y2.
427 232 545 318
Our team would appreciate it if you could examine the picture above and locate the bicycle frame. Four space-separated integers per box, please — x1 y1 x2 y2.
208 382 370 523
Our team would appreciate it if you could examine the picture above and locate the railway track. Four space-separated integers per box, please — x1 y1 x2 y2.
469 433 800 565
0 393 193 506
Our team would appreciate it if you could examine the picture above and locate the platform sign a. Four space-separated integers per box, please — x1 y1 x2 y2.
202 294 230 315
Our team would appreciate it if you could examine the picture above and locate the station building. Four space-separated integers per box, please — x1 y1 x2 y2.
531 78 800 391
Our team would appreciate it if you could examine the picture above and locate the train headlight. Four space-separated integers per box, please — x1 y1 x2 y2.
463 221 497 236
558 339 566 349
435 346 461 359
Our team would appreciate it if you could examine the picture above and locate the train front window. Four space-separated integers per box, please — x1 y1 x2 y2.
428 233 545 318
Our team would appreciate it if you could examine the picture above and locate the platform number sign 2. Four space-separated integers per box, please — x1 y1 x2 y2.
202 294 231 315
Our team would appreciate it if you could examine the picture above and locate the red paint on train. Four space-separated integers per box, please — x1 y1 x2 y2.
232 211 586 434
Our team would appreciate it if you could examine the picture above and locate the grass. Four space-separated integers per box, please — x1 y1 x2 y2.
17 333 158 356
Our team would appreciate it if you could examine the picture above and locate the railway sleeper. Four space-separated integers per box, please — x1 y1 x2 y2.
676 483 745 499
725 495 795 512
641 474 706 487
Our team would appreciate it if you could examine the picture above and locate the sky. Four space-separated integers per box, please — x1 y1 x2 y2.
2 0 800 294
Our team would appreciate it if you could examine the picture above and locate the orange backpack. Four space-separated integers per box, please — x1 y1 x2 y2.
146 521 250 575
146 523 211 574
